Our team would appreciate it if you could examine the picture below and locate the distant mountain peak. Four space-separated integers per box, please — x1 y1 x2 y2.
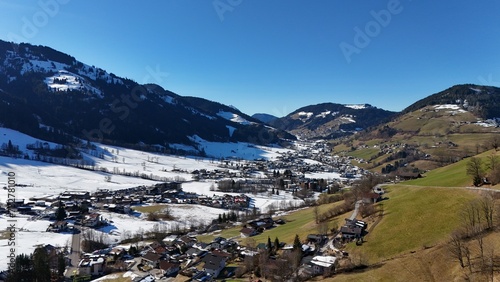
252 113 279 124
270 102 395 139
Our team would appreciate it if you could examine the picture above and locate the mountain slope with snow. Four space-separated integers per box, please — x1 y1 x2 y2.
0 40 294 153
270 102 396 139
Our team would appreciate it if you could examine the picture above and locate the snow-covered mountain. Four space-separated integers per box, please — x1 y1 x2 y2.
0 40 294 155
402 84 500 119
269 103 396 139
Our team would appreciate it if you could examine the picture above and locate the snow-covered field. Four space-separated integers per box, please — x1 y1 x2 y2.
0 216 72 271
182 181 304 212
0 127 316 271
433 104 467 113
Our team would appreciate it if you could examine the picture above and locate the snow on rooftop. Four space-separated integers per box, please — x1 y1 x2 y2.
311 256 337 268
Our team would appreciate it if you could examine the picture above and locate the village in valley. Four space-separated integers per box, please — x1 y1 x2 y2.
0 132 386 282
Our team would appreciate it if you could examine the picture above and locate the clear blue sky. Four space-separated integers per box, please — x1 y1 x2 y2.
1 0 499 116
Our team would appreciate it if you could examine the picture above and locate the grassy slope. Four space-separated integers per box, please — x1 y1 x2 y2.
345 148 379 160
244 206 348 246
405 159 470 187
350 185 476 264
406 149 500 187
198 201 348 245
330 227 500 282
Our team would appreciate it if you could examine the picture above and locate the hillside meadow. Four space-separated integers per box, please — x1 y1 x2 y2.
406 149 500 188
197 200 349 246
347 185 477 263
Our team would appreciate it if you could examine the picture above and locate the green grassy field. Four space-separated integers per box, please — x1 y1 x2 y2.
348 185 477 263
406 149 499 187
345 148 380 160
198 200 349 246
132 204 169 213
244 206 348 246
405 159 470 187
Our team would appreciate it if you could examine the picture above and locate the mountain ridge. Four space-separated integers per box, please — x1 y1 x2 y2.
0 40 295 154
270 102 396 139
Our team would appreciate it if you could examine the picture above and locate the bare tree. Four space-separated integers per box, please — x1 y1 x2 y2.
486 154 500 185
463 245 473 275
317 221 329 236
360 203 376 218
246 238 256 250
448 230 466 268
313 206 319 224
486 154 500 171
480 194 495 231
461 199 483 237
489 135 500 151
476 234 485 266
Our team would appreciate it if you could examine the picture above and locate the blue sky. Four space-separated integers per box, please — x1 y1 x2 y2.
0 0 499 116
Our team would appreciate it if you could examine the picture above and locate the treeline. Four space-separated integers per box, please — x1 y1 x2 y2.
5 246 66 282
217 179 269 193
317 197 355 223
265 199 316 216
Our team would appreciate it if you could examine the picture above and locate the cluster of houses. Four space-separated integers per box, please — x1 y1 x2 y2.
72 234 238 281
4 181 257 235
201 140 363 186
0 139 385 281
68 219 344 281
